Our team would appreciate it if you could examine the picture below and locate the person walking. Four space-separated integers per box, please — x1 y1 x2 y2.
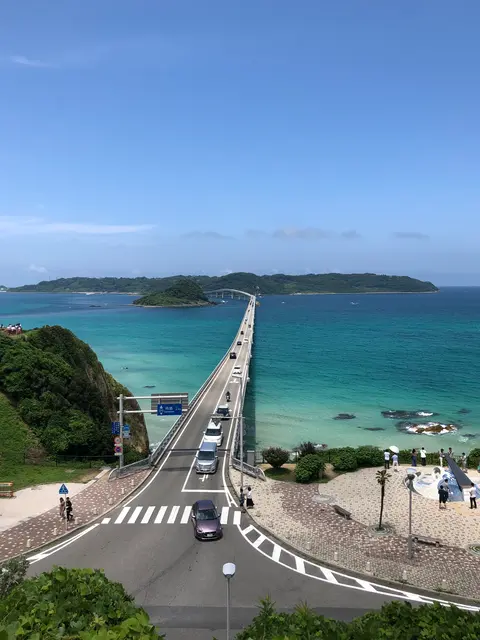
65 497 73 522
392 452 399 471
59 497 66 520
239 487 245 511
469 483 477 509
438 479 449 510
439 448 445 468
246 486 254 509
420 447 427 466
460 452 468 472
447 447 454 461
383 449 390 470
411 448 417 467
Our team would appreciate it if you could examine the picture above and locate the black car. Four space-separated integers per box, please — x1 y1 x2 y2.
230 351 237 359
240 331 244 335
236 340 242 346
191 500 223 540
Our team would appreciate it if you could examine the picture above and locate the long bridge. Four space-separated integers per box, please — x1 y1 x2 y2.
26 290 455 639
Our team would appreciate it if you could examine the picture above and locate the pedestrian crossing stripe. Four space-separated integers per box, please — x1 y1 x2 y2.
101 505 242 526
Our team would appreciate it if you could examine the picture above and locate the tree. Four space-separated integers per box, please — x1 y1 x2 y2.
0 556 28 598
262 447 290 469
376 468 391 531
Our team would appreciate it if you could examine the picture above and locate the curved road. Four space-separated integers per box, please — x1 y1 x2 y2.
26 301 475 639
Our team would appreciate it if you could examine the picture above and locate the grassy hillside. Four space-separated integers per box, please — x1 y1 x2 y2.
133 278 214 307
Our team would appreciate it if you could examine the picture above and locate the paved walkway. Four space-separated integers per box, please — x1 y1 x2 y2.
0 469 151 562
230 466 480 601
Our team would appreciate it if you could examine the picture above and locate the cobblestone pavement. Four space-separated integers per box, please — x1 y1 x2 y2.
230 467 480 600
0 469 151 562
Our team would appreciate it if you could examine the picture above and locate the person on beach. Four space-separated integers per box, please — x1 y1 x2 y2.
246 486 254 509
469 483 477 509
383 449 390 470
392 452 399 471
65 497 73 522
438 479 449 509
420 447 427 466
59 497 66 520
411 448 417 467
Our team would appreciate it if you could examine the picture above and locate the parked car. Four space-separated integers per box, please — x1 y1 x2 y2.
191 499 223 540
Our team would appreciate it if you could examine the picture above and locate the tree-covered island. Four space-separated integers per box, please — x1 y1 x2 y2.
133 278 216 307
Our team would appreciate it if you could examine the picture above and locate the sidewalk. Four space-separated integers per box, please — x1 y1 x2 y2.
0 469 151 562
230 466 480 601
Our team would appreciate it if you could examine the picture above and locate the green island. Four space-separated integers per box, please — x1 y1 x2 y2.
0 325 149 489
9 271 438 295
133 278 215 308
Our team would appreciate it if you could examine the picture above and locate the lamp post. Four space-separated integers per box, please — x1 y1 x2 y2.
239 374 244 491
406 469 416 559
222 562 236 639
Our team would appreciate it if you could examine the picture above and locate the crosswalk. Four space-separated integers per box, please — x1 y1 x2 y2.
102 505 242 526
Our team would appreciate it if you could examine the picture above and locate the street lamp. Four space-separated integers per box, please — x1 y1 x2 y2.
222 562 236 640
406 469 416 559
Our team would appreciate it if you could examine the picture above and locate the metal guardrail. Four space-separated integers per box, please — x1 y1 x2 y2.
109 294 255 480
231 457 266 481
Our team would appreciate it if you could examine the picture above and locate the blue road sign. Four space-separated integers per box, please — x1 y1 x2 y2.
59 484 69 495
111 421 120 435
122 424 130 439
157 403 182 416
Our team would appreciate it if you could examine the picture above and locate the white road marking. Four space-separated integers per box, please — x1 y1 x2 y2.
127 506 143 524
356 579 377 592
101 517 111 525
154 506 167 524
319 567 338 584
27 524 100 564
295 557 306 574
181 506 192 524
168 505 180 524
272 544 281 562
114 507 130 524
141 506 155 524
220 506 229 524
253 534 265 549
233 511 241 525
181 489 225 493
242 524 254 536
200 474 207 482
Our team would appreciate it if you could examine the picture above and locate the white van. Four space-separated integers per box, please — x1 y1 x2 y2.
203 421 223 446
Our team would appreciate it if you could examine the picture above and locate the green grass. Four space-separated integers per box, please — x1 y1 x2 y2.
0 391 33 461
0 463 98 492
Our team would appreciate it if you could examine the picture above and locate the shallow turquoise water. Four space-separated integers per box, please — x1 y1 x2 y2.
1 288 479 453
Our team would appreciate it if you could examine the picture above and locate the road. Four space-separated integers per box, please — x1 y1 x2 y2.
27 298 464 639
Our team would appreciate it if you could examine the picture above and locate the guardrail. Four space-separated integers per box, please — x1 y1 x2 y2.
109 296 255 480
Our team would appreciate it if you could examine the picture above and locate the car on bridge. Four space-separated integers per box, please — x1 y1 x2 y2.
191 499 223 540
195 441 219 474
229 351 237 359
232 366 242 377
216 404 230 417
203 421 223 446
236 340 242 346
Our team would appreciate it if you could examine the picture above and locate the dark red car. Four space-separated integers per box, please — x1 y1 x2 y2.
191 499 223 540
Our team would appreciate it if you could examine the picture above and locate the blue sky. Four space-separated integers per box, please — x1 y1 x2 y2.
1 1 479 286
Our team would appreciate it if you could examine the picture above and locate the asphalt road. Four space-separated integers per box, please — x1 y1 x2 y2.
28 299 399 639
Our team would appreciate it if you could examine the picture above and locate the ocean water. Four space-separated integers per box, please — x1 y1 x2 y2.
1 288 480 454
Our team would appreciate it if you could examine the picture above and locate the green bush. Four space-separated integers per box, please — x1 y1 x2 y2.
332 447 358 472
295 454 324 483
355 445 384 467
262 447 290 469
294 441 317 459
0 566 161 639
0 556 28 598
236 597 480 639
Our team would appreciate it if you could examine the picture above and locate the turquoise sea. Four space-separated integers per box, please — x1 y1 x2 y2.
1 288 480 454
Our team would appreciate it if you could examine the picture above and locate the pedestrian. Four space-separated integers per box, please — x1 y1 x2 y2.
59 497 66 520
420 447 427 466
383 449 390 470
447 447 454 461
469 483 477 509
439 448 445 468
438 479 449 510
65 497 73 522
239 487 245 510
246 486 254 509
392 452 399 471
460 452 467 471
411 448 417 467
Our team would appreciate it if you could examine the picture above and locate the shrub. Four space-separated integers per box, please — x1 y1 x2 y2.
0 556 28 598
262 447 290 469
294 441 317 459
0 566 161 639
332 447 358 472
295 454 324 483
236 597 480 639
355 445 384 467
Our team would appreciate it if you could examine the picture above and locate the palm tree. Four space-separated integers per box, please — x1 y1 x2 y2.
376 469 391 531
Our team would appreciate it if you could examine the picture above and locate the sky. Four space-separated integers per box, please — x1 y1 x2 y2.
1 1 479 287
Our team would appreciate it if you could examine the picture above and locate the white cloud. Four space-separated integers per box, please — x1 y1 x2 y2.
28 264 48 274
0 217 154 235
9 55 52 68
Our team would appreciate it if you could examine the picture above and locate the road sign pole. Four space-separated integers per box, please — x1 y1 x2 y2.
119 393 124 469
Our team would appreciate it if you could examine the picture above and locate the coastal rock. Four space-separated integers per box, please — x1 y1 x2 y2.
396 420 458 436
362 427 385 432
458 408 471 414
333 413 356 420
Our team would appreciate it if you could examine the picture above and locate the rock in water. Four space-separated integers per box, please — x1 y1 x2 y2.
333 413 356 420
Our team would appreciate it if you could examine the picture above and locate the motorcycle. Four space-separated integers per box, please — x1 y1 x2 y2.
226 391 231 403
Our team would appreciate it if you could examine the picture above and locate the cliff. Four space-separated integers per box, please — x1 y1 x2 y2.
0 326 149 461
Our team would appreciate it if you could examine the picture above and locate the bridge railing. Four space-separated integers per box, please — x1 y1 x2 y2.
109 295 254 480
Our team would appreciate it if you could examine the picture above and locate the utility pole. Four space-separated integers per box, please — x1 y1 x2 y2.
119 393 124 468
240 376 244 490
